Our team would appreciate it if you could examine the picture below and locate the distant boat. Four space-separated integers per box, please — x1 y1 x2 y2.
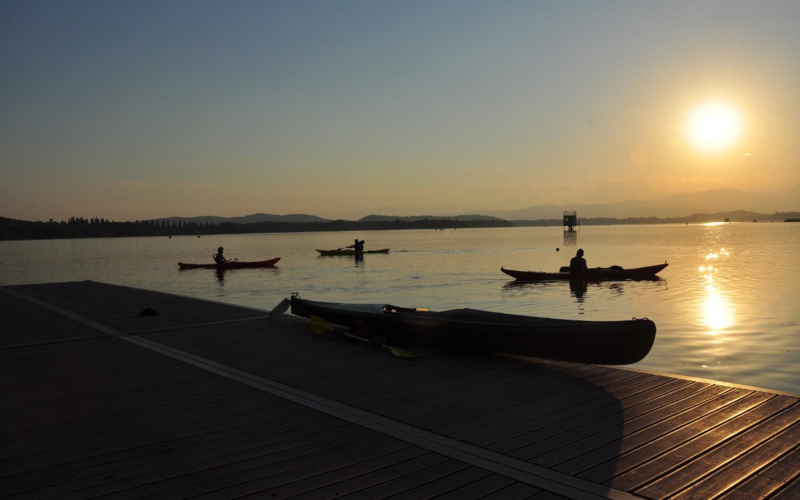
316 248 390 256
178 257 280 269
501 263 668 281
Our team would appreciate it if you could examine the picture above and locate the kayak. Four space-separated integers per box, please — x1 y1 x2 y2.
316 248 390 256
290 296 656 365
178 257 281 269
501 262 668 282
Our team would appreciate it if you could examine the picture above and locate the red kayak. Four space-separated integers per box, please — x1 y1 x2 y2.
501 262 668 281
178 257 281 269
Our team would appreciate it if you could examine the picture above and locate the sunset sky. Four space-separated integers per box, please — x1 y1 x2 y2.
2 1 798 221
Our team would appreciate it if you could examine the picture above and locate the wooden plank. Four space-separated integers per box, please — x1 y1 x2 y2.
581 391 774 484
607 396 795 492
1 416 349 495
193 444 426 499
482 483 548 499
527 382 718 467
376 467 493 500
375 364 608 421
473 374 666 451
509 380 704 462
430 474 518 500
771 476 800 499
642 406 800 499
759 461 800 483
438 371 643 441
334 459 471 499
29 429 382 499
558 387 747 476
278 451 452 500
718 489 762 500
411 366 611 428
733 474 786 498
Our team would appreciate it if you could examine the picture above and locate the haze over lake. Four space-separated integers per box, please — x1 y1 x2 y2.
2 223 798 394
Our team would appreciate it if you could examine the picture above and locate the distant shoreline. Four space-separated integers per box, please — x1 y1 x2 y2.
2 211 799 241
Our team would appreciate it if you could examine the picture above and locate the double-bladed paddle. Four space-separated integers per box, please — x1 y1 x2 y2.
309 315 420 359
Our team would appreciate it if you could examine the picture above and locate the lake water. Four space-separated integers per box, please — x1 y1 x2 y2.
1 223 798 394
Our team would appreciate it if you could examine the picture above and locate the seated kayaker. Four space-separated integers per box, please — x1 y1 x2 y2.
347 239 365 252
213 247 230 264
569 249 588 274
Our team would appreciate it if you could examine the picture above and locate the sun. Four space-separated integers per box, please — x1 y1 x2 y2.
686 102 742 153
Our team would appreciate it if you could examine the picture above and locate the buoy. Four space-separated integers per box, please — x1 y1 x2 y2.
556 247 560 252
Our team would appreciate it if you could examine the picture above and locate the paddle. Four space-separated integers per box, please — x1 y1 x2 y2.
269 298 291 317
309 315 420 359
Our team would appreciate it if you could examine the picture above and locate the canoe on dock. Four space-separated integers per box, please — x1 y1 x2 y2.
178 257 281 269
316 248 390 256
501 262 668 281
291 296 656 365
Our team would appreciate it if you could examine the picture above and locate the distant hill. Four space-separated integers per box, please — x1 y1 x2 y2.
358 214 506 222
477 186 800 220
511 211 800 226
157 213 329 224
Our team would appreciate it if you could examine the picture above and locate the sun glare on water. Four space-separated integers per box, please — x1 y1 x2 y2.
686 103 742 153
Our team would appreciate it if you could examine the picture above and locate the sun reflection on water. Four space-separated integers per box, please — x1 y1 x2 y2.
698 258 735 335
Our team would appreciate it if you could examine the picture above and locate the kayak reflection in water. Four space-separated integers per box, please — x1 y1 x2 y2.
213 246 231 264
347 239 365 252
569 249 588 274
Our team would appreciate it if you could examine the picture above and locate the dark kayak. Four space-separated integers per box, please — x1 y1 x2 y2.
178 257 281 269
316 248 390 256
290 296 656 365
501 262 668 281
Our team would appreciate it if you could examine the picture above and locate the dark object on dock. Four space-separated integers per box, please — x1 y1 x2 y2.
177 257 280 269
290 296 656 365
501 262 668 282
138 307 159 316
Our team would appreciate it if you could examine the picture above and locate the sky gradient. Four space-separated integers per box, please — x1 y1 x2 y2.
2 1 798 221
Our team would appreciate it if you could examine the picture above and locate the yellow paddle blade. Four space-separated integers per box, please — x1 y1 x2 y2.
310 315 328 336
386 346 422 359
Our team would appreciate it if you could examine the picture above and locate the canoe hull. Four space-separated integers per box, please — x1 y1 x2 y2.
316 248 390 256
501 263 668 281
291 297 656 365
178 257 281 269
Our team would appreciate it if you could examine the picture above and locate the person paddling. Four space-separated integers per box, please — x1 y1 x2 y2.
347 239 365 252
213 246 230 264
569 249 588 274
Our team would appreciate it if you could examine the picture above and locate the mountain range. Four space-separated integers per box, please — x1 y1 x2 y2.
476 185 800 220
156 186 800 223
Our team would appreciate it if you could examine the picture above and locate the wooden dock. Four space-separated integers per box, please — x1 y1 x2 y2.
1 281 799 499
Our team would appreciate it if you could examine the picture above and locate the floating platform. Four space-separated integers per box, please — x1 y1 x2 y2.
1 281 799 499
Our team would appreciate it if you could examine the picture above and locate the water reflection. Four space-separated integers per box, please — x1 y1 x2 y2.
211 267 281 287
698 261 734 334
563 231 577 247
700 286 734 333
569 279 587 301
502 278 664 316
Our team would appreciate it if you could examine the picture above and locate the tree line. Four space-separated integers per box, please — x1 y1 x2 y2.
0 216 513 241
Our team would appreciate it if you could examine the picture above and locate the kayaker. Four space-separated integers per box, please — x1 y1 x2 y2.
213 247 230 264
347 239 365 252
569 249 588 274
